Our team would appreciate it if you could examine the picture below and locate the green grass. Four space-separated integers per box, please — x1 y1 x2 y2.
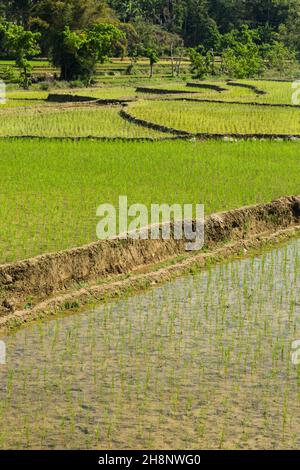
0 106 170 138
129 100 300 135
0 139 299 263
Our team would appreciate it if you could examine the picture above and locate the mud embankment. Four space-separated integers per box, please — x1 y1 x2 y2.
136 87 199 95
119 108 190 136
47 93 98 103
186 82 228 92
0 196 299 323
226 81 267 95
47 94 134 105
167 97 300 109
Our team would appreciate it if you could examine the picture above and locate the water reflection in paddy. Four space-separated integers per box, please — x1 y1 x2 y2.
0 239 299 449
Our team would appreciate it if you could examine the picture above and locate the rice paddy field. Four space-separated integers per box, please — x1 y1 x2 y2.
128 100 300 135
0 139 299 263
0 107 170 138
0 240 299 449
0 76 299 450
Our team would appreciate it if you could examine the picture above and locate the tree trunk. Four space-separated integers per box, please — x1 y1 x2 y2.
150 62 153 78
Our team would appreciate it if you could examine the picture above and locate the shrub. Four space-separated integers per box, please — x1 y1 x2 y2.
189 48 210 79
0 65 19 83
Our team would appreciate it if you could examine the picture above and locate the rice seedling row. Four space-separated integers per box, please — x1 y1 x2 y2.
128 100 300 135
0 139 299 264
0 240 299 449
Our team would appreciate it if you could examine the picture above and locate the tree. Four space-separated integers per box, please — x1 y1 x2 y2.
144 47 158 77
52 23 125 82
133 21 183 56
171 43 185 77
0 0 299 79
0 21 40 88
263 40 298 77
184 0 221 49
221 25 264 78
1 0 34 27
189 46 212 78
119 22 139 57
278 1 300 59
108 0 142 23
29 0 117 55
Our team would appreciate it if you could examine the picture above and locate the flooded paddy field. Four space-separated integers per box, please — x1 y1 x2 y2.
0 239 299 450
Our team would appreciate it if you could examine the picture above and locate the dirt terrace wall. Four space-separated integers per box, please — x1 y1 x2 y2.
169 97 300 109
47 93 98 103
186 82 227 92
226 81 267 95
119 108 190 136
0 196 299 311
47 94 135 105
136 87 198 95
0 135 190 143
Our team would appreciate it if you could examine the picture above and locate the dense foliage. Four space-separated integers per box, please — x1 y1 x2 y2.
0 0 299 82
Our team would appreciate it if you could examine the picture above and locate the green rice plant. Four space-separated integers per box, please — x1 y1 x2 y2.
180 80 296 106
0 106 171 138
6 90 49 100
56 86 138 100
128 99 300 135
0 137 298 263
241 80 296 105
0 100 47 108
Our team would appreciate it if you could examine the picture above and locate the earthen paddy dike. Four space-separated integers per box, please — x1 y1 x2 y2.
0 238 299 449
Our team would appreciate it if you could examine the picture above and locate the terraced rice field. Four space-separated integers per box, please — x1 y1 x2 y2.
136 80 297 105
0 80 299 264
0 106 170 138
184 80 296 105
0 139 299 263
236 80 297 104
57 86 138 100
128 100 300 135
0 78 299 451
0 240 299 449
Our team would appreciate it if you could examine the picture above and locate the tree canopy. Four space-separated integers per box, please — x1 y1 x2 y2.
0 1 300 54
0 0 299 84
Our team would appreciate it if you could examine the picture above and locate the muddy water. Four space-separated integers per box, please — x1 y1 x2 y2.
0 240 299 450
